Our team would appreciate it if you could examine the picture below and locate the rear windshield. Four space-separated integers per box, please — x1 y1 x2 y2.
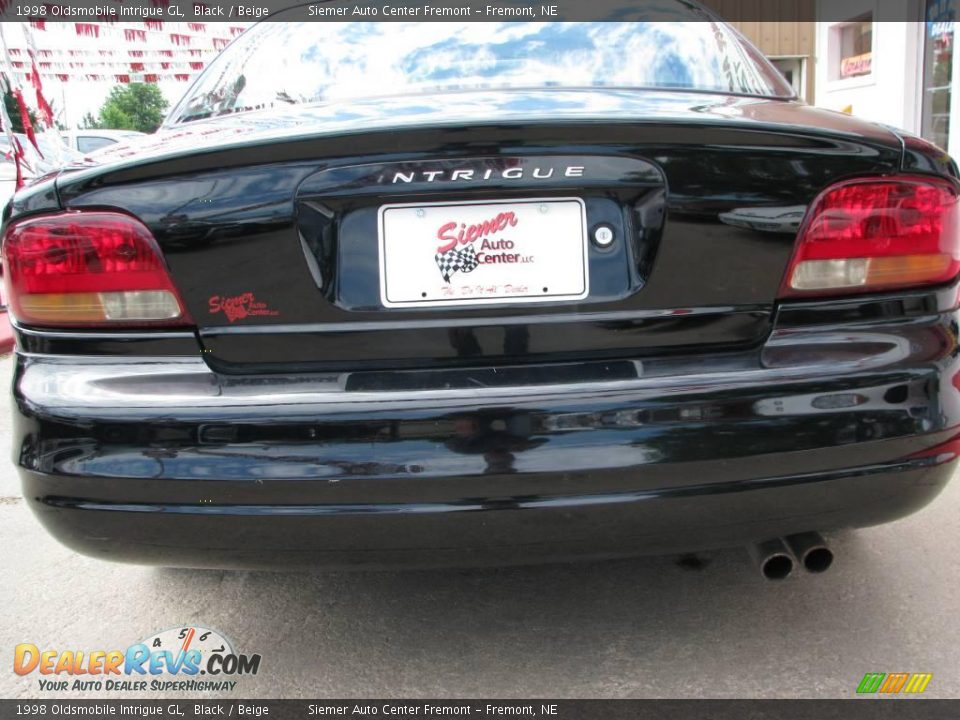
168 17 793 125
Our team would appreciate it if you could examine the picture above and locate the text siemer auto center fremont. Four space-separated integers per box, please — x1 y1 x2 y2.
308 705 545 716
308 4 550 16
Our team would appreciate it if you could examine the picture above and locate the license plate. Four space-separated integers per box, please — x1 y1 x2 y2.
378 197 589 308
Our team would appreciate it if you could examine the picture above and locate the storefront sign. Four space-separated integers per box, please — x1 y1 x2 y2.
841 51 873 77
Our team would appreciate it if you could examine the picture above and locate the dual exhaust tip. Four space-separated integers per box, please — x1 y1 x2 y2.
749 532 833 580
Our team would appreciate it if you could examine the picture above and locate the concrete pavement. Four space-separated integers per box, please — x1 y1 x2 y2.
1 355 958 699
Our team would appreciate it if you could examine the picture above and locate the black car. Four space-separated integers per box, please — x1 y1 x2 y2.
6 8 959 575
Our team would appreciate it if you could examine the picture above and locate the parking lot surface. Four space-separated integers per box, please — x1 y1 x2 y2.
1 355 958 699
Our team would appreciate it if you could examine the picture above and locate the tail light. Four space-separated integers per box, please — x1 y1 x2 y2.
779 176 960 297
1 211 190 327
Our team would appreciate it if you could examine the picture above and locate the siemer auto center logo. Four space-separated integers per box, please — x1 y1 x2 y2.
13 626 261 693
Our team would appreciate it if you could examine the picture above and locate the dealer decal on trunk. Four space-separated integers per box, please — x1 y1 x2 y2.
208 293 280 322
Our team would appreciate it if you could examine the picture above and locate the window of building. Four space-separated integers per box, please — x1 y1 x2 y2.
829 15 874 81
922 2 955 151
771 57 807 99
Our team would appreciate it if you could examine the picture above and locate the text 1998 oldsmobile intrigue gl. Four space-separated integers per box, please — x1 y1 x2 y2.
6 8 960 574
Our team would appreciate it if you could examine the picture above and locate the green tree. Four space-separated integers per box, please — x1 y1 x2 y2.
90 83 168 133
80 112 101 130
3 90 38 133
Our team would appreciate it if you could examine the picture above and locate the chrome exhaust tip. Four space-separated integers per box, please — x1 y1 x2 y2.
749 538 795 580
785 532 834 574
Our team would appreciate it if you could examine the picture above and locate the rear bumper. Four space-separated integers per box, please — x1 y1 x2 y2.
13 296 960 568
20 462 955 569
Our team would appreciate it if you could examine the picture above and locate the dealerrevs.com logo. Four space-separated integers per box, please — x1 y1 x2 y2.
14 626 261 693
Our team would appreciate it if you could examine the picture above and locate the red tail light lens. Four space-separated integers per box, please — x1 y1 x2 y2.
779 176 960 297
1 211 190 327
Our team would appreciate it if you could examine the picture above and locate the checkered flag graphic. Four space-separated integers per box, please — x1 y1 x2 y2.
435 244 480 283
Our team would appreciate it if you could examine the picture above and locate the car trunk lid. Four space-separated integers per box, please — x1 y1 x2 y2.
54 90 904 372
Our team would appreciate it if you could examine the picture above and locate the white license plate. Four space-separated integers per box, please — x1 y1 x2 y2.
378 197 589 308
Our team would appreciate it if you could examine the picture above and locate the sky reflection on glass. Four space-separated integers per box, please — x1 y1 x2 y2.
171 20 791 124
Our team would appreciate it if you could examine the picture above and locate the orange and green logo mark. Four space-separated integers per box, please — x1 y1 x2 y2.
857 673 933 694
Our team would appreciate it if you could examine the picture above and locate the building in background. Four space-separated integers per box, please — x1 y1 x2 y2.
729 19 816 101
815 0 956 156
702 0 817 101
0 21 247 129
12 10 958 159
